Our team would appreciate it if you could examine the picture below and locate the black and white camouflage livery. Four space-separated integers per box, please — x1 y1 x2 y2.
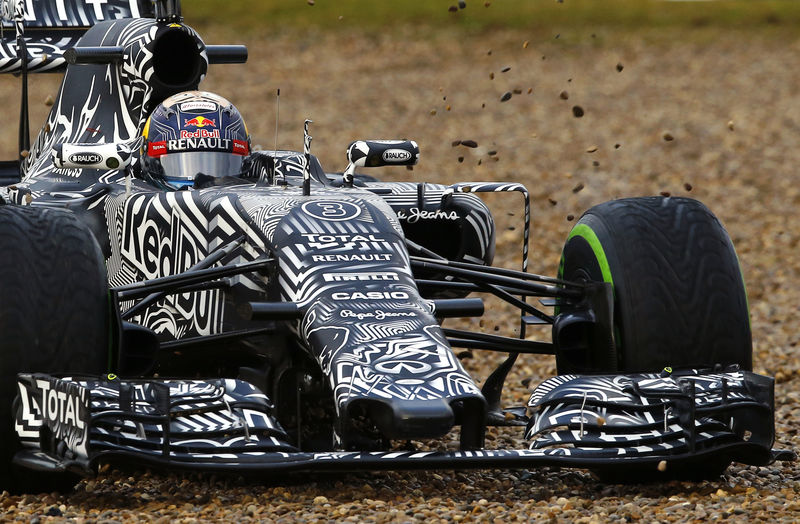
2 1 788 479
0 0 144 73
526 370 774 459
13 369 776 475
0 1 502 453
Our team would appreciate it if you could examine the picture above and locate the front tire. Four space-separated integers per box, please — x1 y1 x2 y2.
556 196 751 374
0 205 109 493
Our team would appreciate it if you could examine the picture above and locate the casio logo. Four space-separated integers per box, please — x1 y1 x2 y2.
331 291 410 300
69 153 102 165
382 149 412 162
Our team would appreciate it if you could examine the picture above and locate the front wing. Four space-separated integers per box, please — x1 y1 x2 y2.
13 369 787 477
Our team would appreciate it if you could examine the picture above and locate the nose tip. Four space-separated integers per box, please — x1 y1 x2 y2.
349 398 455 441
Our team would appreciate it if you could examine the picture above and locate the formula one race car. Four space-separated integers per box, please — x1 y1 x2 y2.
0 1 790 492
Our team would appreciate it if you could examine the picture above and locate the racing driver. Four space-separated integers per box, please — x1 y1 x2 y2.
141 91 251 189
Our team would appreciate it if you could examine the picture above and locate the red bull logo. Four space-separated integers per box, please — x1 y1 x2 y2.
180 129 220 139
184 116 216 128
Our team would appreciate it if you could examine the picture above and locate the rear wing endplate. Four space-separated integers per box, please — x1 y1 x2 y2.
0 0 149 74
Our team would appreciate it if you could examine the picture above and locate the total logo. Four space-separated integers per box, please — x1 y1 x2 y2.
36 378 86 430
148 142 167 157
300 233 386 250
185 116 216 128
331 291 409 300
301 201 361 222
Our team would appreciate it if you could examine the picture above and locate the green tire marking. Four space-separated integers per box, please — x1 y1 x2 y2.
567 223 614 287
556 222 614 318
565 222 622 360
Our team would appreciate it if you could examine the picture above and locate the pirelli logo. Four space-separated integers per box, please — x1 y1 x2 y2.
323 272 400 282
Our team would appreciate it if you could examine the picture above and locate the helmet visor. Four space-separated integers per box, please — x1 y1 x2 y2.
158 151 245 181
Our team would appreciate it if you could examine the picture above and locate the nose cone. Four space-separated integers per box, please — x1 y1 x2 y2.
351 398 456 440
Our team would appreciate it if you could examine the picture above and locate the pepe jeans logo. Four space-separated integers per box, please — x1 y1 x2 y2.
396 207 459 223
340 309 416 320
301 201 361 222
69 153 102 165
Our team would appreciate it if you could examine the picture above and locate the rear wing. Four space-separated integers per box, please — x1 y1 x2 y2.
0 0 151 73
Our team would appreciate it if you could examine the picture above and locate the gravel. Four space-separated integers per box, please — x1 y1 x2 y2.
1 24 799 522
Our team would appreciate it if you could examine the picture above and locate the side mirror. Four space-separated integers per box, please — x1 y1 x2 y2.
344 140 419 183
52 142 133 170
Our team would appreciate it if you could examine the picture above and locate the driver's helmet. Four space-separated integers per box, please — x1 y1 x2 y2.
142 91 250 188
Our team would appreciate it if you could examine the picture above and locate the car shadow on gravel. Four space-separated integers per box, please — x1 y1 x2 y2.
56 463 779 508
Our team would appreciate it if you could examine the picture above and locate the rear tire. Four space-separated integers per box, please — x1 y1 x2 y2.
557 196 751 374
0 205 109 493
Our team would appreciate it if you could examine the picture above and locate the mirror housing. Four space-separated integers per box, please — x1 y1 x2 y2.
346 140 419 169
52 142 133 170
343 140 419 186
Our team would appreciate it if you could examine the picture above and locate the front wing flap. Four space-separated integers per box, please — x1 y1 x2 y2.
525 369 777 466
13 369 785 476
14 374 296 474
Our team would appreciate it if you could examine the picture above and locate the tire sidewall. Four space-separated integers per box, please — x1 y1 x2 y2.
0 205 109 492
558 197 752 374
